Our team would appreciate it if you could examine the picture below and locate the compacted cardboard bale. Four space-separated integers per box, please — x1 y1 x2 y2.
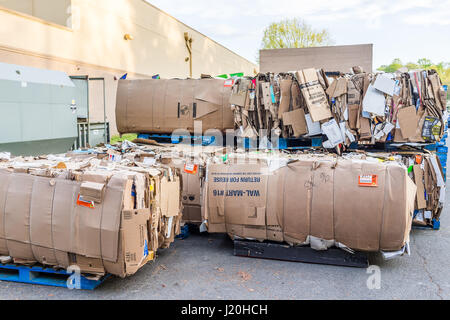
229 68 447 148
203 154 417 252
0 151 182 277
116 78 234 134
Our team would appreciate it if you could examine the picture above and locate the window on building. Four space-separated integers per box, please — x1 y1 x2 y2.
0 0 73 28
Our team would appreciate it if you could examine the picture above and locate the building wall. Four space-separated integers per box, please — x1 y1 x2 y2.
0 0 257 135
260 44 373 74
0 0 72 26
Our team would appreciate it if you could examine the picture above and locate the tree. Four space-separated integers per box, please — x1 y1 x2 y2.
417 58 432 69
405 62 419 70
261 18 333 50
378 58 449 100
378 58 404 73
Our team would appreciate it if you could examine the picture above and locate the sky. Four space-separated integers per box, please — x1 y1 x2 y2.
148 0 450 69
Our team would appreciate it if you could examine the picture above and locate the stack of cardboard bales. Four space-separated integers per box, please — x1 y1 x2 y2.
230 69 447 149
0 149 182 278
114 70 446 150
3 140 440 259
109 141 444 252
106 137 446 252
112 69 447 255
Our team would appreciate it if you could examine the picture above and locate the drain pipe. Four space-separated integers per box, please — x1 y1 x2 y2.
184 32 193 78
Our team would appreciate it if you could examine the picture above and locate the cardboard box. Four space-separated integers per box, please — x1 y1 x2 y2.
296 69 332 122
282 109 308 137
229 78 250 107
397 106 418 139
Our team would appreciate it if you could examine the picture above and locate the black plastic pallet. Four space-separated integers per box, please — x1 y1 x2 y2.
234 240 369 268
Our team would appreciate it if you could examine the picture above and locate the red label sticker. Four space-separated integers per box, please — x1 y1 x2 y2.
224 79 234 87
184 163 198 175
77 194 95 208
358 175 378 187
415 155 423 164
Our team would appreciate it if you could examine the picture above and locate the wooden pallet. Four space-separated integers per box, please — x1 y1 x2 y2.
0 263 110 290
234 240 369 268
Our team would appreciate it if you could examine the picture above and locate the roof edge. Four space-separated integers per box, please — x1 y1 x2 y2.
142 0 257 67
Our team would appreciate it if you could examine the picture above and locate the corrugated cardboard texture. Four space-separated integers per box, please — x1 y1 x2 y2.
0 168 181 277
182 205 202 223
0 171 126 265
0 148 184 277
260 44 373 73
160 176 181 217
116 78 234 134
296 69 332 122
205 158 415 252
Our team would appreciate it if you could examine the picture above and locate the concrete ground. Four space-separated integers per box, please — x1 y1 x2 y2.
0 153 449 300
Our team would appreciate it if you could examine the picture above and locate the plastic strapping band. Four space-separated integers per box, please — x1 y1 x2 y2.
27 176 36 261
50 179 60 267
1 173 11 256
378 165 389 251
309 163 314 243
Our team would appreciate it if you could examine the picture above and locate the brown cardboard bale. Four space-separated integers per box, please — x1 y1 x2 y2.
0 159 182 277
204 155 415 252
116 78 234 134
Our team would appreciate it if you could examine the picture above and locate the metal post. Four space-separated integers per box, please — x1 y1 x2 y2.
87 78 90 147
89 77 108 144
103 78 106 144
69 75 89 149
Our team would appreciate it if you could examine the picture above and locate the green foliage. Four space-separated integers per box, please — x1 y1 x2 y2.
110 133 137 145
261 18 333 50
378 58 450 88
417 58 432 69
378 58 404 73
405 62 419 70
